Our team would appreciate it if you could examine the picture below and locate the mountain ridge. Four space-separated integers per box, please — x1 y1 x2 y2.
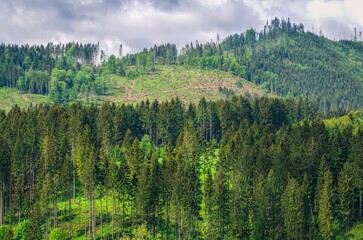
0 18 362 111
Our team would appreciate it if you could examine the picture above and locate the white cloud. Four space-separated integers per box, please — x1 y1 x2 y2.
0 0 361 54
307 0 344 21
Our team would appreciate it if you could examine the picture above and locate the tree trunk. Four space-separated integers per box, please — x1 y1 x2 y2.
117 198 120 240
79 195 81 228
100 196 103 239
44 211 48 240
88 196 91 240
72 141 76 201
122 198 125 237
93 194 96 240
84 200 87 239
360 190 362 219
53 199 58 228
166 203 170 240
0 178 3 226
106 190 109 238
112 189 115 239
69 198 73 239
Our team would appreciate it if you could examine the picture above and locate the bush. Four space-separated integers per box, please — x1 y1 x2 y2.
0 225 10 239
14 220 29 240
49 228 69 240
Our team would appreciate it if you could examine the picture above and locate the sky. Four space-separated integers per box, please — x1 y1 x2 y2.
0 0 362 55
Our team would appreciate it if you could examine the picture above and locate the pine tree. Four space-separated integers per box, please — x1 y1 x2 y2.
213 166 230 239
74 125 97 238
318 169 333 239
337 161 354 236
202 169 215 239
147 150 160 236
252 175 267 240
281 176 304 240
160 142 175 240
351 129 363 219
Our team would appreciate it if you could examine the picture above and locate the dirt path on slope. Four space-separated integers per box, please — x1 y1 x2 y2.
126 80 136 100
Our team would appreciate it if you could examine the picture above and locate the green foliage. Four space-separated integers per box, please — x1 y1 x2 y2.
49 228 69 240
0 95 361 239
134 223 152 239
318 169 333 239
14 220 28 240
349 222 363 239
0 225 10 240
281 177 304 239
2 20 362 111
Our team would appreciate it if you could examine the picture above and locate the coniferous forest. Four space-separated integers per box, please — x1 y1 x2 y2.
0 18 362 239
0 96 362 239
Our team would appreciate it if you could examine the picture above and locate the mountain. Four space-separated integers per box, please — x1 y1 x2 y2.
0 18 362 112
176 18 363 110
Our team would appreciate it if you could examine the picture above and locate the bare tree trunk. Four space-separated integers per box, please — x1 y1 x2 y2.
166 203 170 240
69 198 73 239
72 141 76 202
84 200 87 239
88 196 91 240
117 198 121 239
360 190 362 219
100 196 103 239
53 199 58 228
112 189 115 239
0 178 3 226
122 198 125 237
93 194 96 240
106 190 109 238
44 210 48 240
175 203 179 240
79 195 81 228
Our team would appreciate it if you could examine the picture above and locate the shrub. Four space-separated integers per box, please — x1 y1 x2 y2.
49 228 69 240
14 220 29 240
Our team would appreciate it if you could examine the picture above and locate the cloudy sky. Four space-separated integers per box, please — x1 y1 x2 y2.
0 0 362 54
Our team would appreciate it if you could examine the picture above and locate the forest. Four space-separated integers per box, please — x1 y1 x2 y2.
0 18 363 239
0 95 362 239
0 18 362 111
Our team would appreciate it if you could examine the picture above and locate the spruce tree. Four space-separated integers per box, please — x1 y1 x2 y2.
318 169 333 239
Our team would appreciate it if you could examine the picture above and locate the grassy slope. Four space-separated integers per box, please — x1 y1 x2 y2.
98 65 266 104
0 88 50 111
0 66 266 111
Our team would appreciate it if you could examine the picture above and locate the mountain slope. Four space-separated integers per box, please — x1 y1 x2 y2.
173 19 363 110
0 65 266 111
99 65 265 103
0 18 362 111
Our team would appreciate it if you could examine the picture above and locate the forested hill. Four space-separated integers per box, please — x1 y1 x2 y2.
176 18 363 110
0 18 362 111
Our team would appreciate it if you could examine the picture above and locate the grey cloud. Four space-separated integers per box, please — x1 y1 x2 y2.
0 0 361 55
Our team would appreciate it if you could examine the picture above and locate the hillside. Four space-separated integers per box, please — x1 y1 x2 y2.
0 65 265 111
224 33 363 110
0 18 362 111
95 66 265 103
175 18 363 110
